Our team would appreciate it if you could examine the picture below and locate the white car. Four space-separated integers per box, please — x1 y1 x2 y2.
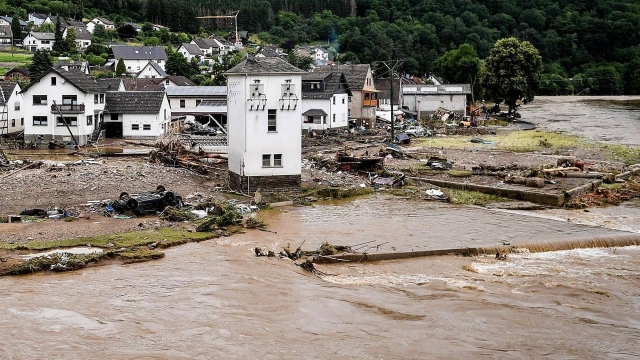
404 126 431 137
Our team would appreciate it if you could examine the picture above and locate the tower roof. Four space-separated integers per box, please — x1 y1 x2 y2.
225 56 306 75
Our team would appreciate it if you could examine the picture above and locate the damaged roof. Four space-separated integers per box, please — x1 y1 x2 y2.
105 91 165 114
302 72 352 99
97 78 122 91
122 78 164 91
314 64 371 91
225 56 306 75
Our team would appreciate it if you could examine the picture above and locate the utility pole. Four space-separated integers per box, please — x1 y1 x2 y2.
380 59 404 142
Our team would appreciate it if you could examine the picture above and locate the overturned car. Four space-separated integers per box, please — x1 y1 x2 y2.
112 185 183 215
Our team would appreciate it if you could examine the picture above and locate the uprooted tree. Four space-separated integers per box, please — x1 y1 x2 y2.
482 38 543 116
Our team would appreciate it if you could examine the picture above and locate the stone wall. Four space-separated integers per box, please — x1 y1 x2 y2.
229 171 301 195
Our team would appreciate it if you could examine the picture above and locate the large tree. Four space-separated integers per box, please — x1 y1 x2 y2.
482 38 543 115
28 49 54 79
115 58 127 76
65 27 77 53
11 14 22 45
52 17 66 52
165 50 194 77
434 43 482 103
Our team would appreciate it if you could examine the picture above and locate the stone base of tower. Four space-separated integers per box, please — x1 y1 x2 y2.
228 171 301 196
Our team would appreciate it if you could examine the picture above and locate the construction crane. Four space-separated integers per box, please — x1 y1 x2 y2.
196 11 241 48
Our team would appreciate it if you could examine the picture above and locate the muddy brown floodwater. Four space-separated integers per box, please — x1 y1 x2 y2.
2 97 640 359
1 196 639 359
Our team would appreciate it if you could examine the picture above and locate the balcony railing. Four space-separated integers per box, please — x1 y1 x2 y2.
51 104 85 113
363 99 377 107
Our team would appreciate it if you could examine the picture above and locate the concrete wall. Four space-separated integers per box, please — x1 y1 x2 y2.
229 171 301 195
403 93 467 115
227 73 302 178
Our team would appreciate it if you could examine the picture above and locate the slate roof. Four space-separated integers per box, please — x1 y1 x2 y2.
0 82 18 106
105 91 165 114
225 56 305 75
97 78 122 91
138 61 167 77
0 16 27 27
302 109 327 117
21 68 102 93
193 38 219 50
180 43 203 56
5 68 29 76
30 13 48 20
166 76 195 86
47 16 70 27
28 32 55 41
302 72 351 99
71 25 91 40
92 17 113 25
122 78 164 91
0 24 12 38
112 46 167 60
314 64 371 91
165 86 226 97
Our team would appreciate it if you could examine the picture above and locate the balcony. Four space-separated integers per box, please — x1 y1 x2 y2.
51 104 85 113
363 99 378 107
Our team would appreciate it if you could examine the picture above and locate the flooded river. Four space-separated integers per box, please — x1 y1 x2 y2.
1 196 639 359
520 95 640 146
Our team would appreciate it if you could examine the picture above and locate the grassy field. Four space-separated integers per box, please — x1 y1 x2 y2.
415 130 640 164
0 51 32 64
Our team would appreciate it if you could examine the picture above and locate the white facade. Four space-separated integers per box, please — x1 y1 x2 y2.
121 59 164 74
86 17 115 33
22 32 54 52
23 72 105 145
0 83 24 134
177 44 201 63
227 73 302 177
301 94 349 131
28 14 46 27
136 62 166 78
402 85 471 116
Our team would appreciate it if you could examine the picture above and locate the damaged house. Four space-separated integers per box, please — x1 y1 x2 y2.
0 81 23 135
104 92 171 139
402 84 471 118
225 56 305 194
301 72 351 132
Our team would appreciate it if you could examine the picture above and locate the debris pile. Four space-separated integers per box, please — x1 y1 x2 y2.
150 138 226 175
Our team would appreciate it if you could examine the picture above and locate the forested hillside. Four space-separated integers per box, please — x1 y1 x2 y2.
3 0 640 94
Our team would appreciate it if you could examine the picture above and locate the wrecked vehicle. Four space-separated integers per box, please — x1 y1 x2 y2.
112 185 183 215
404 126 431 137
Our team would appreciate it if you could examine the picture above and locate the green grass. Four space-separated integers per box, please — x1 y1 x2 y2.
0 228 215 251
0 51 32 64
598 182 625 190
443 189 511 206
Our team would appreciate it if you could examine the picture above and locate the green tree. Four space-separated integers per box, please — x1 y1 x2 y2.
11 14 22 45
28 49 54 79
482 38 543 115
93 24 108 42
52 16 66 52
116 58 127 76
582 65 622 95
287 51 313 71
65 27 77 53
38 22 55 33
85 43 108 57
434 43 482 103
165 50 193 77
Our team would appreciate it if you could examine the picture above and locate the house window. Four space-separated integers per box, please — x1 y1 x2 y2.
304 116 314 124
100 94 104 103
333 114 336 122
342 97 345 104
262 154 271 167
33 95 47 105
273 154 282 167
137 66 140 70
11 119 15 127
196 99 201 106
310 83 320 90
20 118 24 126
87 115 93 125
51 77 56 86
180 100 185 108
333 97 336 105
33 116 47 126
131 124 139 130
57 116 78 126
267 109 277 132
143 124 151 130
94 94 99 104
165 80 170 85
111 114 118 121
164 109 167 120
14 101 20 110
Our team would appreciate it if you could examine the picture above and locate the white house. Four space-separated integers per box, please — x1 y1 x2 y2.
21 68 106 146
63 25 92 51
104 91 171 139
28 13 48 27
22 32 55 52
190 38 234 56
86 17 115 33
54 60 89 75
166 85 226 109
225 56 305 194
111 45 167 74
0 16 27 30
177 43 204 63
402 84 471 118
136 61 167 79
0 82 24 135
301 72 351 132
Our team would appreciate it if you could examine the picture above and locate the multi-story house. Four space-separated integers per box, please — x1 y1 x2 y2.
104 92 171 139
22 32 55 52
314 64 377 126
177 43 204 63
0 82 24 135
86 17 115 33
301 72 351 132
111 46 167 74
21 68 106 145
225 56 305 194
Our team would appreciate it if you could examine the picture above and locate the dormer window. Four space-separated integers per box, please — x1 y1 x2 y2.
310 83 320 90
